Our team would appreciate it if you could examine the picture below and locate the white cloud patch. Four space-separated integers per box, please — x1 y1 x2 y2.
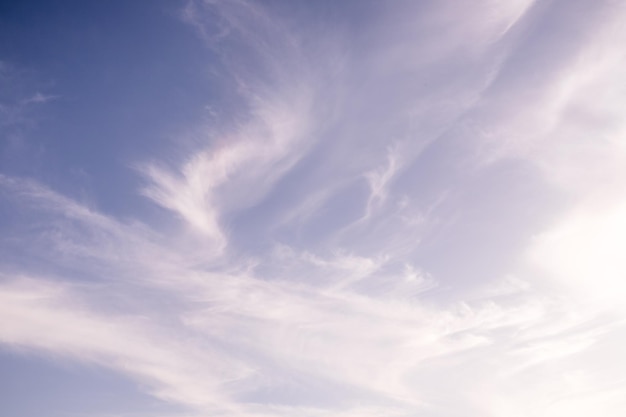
472 1 626 316
529 201 626 311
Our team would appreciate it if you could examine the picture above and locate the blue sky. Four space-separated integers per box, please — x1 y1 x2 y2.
2 1 626 416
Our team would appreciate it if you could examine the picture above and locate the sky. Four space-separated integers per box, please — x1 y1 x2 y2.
1 0 626 416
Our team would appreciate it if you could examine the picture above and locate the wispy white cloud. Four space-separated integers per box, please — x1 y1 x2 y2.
1 174 619 416
21 91 58 105
0 276 249 413
139 87 313 252
363 146 402 219
0 63 55 132
2 0 626 416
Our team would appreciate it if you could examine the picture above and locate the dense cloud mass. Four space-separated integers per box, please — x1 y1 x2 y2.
1 1 626 416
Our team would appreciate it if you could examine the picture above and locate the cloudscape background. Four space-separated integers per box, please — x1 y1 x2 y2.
1 0 626 416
